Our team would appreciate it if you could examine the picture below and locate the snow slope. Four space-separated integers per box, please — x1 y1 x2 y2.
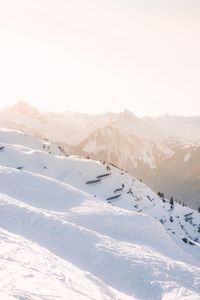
0 128 67 156
0 129 199 299
0 227 130 300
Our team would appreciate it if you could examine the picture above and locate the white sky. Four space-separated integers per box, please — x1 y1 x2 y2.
0 0 200 116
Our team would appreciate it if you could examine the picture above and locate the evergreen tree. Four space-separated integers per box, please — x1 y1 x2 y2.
170 196 174 209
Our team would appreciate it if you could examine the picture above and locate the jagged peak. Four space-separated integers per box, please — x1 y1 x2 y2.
8 101 40 116
119 109 137 121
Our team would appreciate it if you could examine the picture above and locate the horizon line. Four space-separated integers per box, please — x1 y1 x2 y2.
1 100 200 119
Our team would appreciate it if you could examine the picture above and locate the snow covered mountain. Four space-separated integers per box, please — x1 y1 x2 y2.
1 101 200 210
0 128 200 299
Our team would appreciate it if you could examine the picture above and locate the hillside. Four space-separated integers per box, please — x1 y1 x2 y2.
0 129 199 299
1 102 200 210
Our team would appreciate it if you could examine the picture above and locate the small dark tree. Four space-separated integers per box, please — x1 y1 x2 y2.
157 192 165 199
106 164 111 171
198 207 200 213
170 196 174 209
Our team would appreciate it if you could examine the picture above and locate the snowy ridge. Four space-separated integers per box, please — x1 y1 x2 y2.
0 129 199 299
0 128 67 156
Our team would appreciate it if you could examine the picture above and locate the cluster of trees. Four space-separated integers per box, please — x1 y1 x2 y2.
157 192 165 198
157 193 189 209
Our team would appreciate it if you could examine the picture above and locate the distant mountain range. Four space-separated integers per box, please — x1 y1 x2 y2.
1 100 200 210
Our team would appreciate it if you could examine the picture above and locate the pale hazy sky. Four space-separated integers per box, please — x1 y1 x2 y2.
0 0 200 116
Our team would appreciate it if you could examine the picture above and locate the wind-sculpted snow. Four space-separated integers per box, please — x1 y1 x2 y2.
0 228 130 300
0 167 89 211
0 192 199 300
0 129 200 299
